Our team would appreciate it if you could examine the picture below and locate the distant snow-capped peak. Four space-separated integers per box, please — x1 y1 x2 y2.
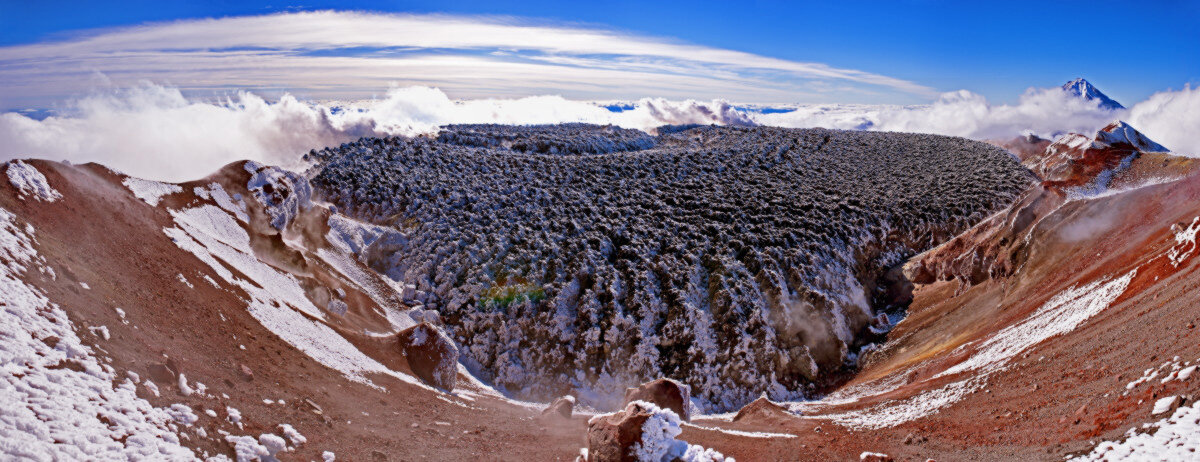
1063 78 1125 110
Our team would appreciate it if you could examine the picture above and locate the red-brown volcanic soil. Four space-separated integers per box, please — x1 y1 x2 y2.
6 134 1200 461
1 160 588 461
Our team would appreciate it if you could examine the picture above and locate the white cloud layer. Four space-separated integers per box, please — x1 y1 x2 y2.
1 82 1196 182
0 84 753 181
753 85 1200 156
753 86 1121 140
0 11 934 109
1126 85 1200 158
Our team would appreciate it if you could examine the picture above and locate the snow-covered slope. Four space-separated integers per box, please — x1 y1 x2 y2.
1026 120 1178 195
1063 78 1126 110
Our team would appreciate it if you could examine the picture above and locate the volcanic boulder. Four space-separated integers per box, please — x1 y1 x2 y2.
585 401 655 462
542 396 575 420
395 322 458 391
733 396 793 423
624 378 690 422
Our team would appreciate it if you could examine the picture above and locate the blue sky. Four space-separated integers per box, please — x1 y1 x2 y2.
1 0 1197 106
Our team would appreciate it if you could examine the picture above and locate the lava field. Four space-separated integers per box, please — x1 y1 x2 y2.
306 124 1033 411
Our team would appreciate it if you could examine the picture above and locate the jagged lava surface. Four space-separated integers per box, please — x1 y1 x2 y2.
305 124 1033 411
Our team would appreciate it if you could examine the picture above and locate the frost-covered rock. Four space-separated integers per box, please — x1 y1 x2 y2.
586 400 730 462
394 322 459 390
624 378 691 422
245 161 313 230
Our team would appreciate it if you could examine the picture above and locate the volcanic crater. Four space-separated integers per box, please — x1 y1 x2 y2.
305 124 1033 411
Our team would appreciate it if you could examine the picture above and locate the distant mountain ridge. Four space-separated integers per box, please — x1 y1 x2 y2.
1063 77 1125 110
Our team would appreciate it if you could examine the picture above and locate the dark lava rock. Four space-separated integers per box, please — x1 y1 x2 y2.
309 124 1032 410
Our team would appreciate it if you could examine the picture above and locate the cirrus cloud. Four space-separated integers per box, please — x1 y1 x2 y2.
0 11 937 110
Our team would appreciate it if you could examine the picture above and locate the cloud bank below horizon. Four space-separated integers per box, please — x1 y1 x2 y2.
1 82 1197 182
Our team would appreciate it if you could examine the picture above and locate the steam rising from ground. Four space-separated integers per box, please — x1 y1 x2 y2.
0 82 1196 181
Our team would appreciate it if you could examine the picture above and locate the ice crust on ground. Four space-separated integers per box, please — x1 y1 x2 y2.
0 207 195 460
6 160 61 202
308 124 1031 411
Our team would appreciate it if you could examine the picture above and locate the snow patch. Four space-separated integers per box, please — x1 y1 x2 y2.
6 160 61 202
0 207 195 459
1168 217 1200 267
162 203 429 388
167 404 199 426
224 435 271 462
178 373 194 396
1073 400 1200 460
278 424 306 446
1153 396 1181 415
195 182 249 223
123 176 181 206
684 423 797 439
